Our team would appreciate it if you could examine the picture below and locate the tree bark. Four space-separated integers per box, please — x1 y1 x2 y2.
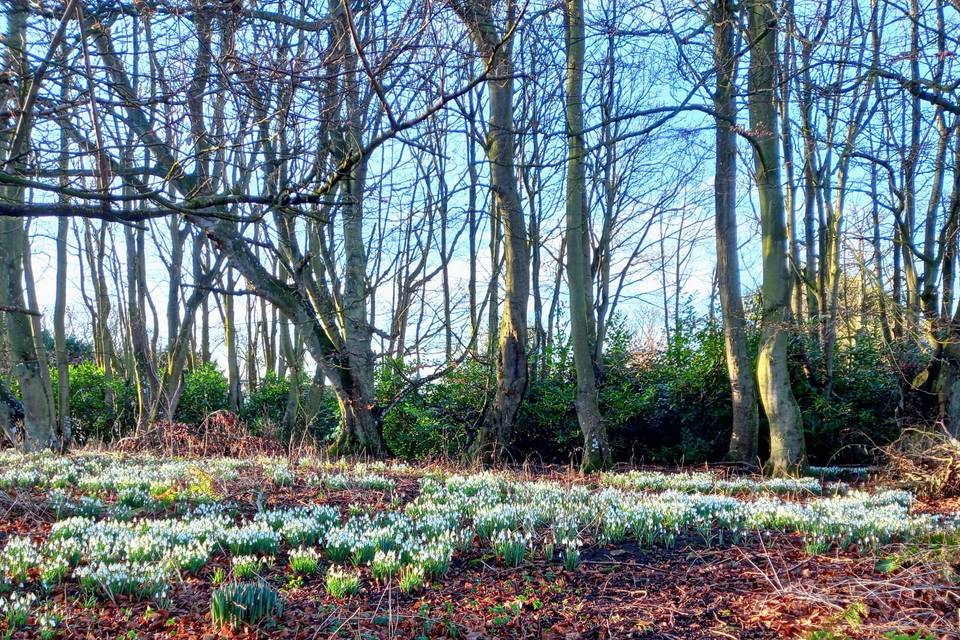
565 0 611 472
747 0 807 476
0 0 56 451
452 0 530 464
222 272 241 412
713 0 759 465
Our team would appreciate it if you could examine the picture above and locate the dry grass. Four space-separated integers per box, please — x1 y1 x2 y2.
882 427 960 499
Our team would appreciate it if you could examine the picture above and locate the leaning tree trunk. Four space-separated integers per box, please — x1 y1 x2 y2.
747 0 807 476
713 0 759 465
564 0 611 472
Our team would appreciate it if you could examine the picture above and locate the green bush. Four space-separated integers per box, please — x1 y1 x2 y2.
514 346 580 463
176 363 228 425
240 371 289 435
308 389 342 443
510 310 897 467
379 359 475 460
240 371 341 444
50 363 135 444
792 331 899 465
604 315 734 464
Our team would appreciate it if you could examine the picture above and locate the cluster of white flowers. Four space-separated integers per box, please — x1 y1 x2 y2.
320 473 396 491
398 563 425 592
74 561 170 601
0 451 82 489
324 565 361 597
0 451 246 496
412 535 456 577
75 456 245 494
46 488 105 518
43 536 82 566
492 529 531 566
299 457 414 476
1 536 42 584
42 514 235 594
255 504 340 546
117 486 154 508
231 553 268 579
371 549 403 579
406 472 955 563
223 523 281 555
51 512 230 562
0 590 35 626
265 464 295 486
39 553 71 589
313 505 458 584
809 465 870 480
2 450 957 615
600 469 836 496
163 539 216 573
36 607 60 632
288 547 321 574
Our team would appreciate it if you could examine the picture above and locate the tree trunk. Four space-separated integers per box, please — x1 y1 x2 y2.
331 381 385 456
324 7 386 455
21 226 57 445
747 0 807 476
124 222 160 431
54 58 72 450
454 0 530 464
0 218 54 451
222 272 241 412
713 0 759 465
565 0 611 472
466 97 481 355
0 0 55 451
279 318 300 443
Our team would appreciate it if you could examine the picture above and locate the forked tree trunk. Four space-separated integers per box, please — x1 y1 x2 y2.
124 223 160 431
328 358 386 457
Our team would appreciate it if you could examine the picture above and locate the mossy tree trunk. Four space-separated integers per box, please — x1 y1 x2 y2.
0 0 56 451
747 0 807 476
450 0 530 464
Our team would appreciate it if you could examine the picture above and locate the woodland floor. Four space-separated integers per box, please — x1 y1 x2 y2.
0 458 958 640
